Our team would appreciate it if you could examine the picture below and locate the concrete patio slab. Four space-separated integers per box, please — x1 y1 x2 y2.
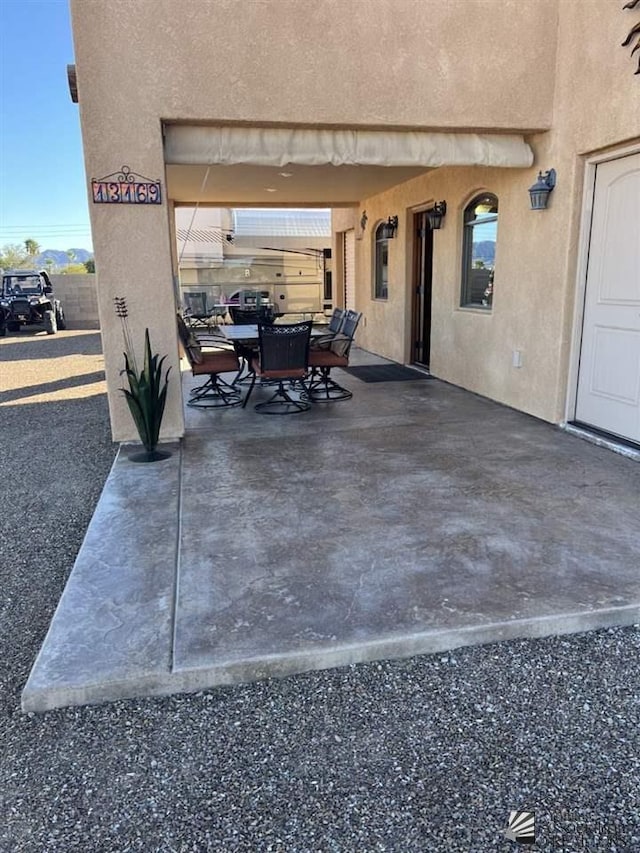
22 359 640 711
22 446 181 710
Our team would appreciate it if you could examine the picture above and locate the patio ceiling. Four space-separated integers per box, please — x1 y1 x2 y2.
166 162 431 206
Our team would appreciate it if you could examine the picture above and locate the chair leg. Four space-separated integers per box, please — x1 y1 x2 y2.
241 370 258 408
232 344 259 385
254 379 311 414
233 358 256 385
188 373 242 408
307 366 352 402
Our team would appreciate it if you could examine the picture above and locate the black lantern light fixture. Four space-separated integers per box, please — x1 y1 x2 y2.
382 215 399 239
528 169 556 210
426 201 447 230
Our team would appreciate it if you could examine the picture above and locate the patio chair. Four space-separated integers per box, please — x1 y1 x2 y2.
176 313 242 408
183 291 216 330
307 309 362 402
228 305 276 325
310 307 346 351
242 320 313 414
228 304 276 383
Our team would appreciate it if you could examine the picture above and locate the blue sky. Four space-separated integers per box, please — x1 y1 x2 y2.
0 0 93 252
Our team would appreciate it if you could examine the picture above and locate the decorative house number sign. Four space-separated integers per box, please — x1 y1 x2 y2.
91 165 162 204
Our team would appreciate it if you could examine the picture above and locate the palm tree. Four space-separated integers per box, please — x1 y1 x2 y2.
24 238 41 258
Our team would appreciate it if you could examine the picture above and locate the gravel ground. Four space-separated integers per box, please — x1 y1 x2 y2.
1 330 639 852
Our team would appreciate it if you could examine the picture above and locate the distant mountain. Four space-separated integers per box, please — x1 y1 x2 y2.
36 248 93 268
473 241 495 265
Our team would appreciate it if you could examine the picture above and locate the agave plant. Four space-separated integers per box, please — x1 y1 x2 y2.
115 297 171 462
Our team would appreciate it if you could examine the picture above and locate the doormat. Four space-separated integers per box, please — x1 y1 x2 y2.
342 364 432 383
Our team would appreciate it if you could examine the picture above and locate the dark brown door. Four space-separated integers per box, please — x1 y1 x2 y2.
412 210 434 367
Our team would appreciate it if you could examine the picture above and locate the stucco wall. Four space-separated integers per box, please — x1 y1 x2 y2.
554 0 640 156
353 165 569 422
71 0 557 133
543 0 640 421
352 0 640 424
50 274 99 329
69 0 639 438
69 57 181 441
69 0 557 441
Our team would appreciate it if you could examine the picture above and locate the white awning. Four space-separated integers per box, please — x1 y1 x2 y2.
164 126 533 169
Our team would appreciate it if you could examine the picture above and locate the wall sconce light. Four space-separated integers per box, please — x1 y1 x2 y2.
528 169 556 210
360 210 368 231
426 201 447 230
382 215 399 239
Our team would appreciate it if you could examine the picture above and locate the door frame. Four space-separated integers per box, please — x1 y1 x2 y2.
342 228 356 310
406 201 438 366
410 209 434 367
565 140 640 426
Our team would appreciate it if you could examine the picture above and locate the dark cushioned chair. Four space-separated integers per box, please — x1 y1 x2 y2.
177 314 242 408
228 304 276 383
242 320 313 414
310 307 346 351
183 291 217 330
228 304 276 326
307 309 362 402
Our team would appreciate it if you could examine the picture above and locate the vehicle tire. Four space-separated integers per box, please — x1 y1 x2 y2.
7 322 19 333
44 310 57 335
56 306 67 330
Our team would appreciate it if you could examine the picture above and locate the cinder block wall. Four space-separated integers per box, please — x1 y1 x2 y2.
50 274 100 329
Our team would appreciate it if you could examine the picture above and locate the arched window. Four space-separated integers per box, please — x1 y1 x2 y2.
461 193 498 309
374 222 389 300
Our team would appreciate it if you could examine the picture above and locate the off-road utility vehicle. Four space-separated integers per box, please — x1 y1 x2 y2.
0 269 66 336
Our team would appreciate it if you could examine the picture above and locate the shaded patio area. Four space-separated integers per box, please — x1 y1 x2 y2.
23 353 640 711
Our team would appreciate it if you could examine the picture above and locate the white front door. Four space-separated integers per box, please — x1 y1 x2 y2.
343 230 355 310
575 152 640 444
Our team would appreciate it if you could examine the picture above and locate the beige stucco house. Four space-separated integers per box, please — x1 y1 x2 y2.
69 0 640 449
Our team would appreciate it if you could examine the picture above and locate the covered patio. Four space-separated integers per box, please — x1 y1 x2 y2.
23 352 640 711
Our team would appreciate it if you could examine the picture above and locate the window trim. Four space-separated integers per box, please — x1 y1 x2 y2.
460 192 498 310
373 222 390 300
